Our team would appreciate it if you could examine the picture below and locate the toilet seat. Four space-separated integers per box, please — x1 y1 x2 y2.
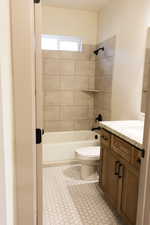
75 146 100 161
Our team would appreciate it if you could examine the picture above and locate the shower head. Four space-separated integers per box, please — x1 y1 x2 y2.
93 47 104 55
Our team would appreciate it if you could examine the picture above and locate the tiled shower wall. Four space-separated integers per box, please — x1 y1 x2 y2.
94 37 116 121
141 48 150 113
42 45 96 132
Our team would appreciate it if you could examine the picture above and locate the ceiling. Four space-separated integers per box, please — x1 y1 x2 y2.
42 0 108 12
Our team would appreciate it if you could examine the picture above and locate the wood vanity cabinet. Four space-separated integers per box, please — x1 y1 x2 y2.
120 164 139 225
102 149 120 209
99 129 141 225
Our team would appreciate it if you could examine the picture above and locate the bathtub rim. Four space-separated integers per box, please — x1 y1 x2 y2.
43 130 100 144
43 159 79 167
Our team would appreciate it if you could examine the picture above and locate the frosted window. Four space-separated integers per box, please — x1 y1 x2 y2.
59 41 79 51
42 37 57 50
41 35 82 51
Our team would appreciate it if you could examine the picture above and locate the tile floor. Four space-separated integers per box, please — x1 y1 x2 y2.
43 164 124 225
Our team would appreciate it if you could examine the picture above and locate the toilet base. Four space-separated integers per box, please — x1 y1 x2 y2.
81 163 99 180
75 146 100 181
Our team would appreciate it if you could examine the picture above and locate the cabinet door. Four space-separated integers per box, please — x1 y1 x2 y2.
102 149 119 209
101 147 108 191
120 166 139 225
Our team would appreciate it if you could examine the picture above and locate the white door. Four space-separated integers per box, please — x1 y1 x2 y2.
34 1 43 225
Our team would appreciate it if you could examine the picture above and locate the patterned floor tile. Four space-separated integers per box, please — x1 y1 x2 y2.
43 164 124 225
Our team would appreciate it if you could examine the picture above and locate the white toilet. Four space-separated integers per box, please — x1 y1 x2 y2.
75 146 100 180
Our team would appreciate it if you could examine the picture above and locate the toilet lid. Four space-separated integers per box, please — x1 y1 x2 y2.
76 146 100 160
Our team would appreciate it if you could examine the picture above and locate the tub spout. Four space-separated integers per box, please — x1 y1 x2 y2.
91 127 101 131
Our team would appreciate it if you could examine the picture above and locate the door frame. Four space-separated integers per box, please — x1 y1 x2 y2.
34 2 43 225
137 88 150 224
136 28 150 225
0 71 7 225
10 0 37 225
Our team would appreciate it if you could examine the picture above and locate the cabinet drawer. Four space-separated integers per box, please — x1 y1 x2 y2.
101 129 111 148
111 135 132 162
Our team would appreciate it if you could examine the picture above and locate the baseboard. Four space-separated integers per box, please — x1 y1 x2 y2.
43 159 79 167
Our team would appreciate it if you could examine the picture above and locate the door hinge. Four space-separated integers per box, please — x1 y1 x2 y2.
36 128 42 144
36 128 44 144
34 0 40 3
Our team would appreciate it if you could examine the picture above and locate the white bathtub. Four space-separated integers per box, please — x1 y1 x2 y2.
43 130 100 164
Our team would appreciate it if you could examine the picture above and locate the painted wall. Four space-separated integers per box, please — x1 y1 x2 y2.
98 0 150 120
42 6 98 45
141 30 150 113
146 30 150 48
0 0 15 225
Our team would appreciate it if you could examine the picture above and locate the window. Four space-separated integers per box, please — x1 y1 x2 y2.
41 35 82 52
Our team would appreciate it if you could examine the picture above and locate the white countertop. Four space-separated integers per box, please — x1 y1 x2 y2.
99 120 144 149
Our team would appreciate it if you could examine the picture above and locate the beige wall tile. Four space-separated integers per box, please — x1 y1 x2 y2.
60 91 74 105
88 94 94 107
88 107 94 119
42 44 97 131
71 51 91 61
42 50 59 59
67 44 96 61
44 106 60 121
94 37 115 121
88 76 95 89
44 91 61 106
73 91 89 106
45 91 74 106
43 75 60 91
74 76 89 90
95 75 112 92
59 51 74 59
60 76 75 90
89 62 95 76
44 120 74 132
95 93 111 111
61 106 89 120
74 120 92 130
58 121 75 131
44 59 60 75
76 61 90 75
60 60 75 75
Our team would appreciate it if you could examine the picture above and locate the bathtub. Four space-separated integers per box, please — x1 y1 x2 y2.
43 130 100 164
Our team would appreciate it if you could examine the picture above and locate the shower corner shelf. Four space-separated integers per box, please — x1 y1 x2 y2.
82 89 100 93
